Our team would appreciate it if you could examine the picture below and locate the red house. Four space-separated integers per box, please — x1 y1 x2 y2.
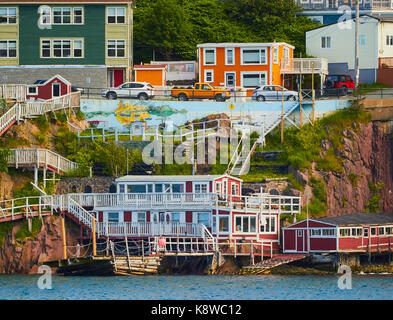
26 75 71 101
282 213 393 254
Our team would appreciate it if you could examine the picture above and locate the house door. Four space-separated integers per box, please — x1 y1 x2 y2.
114 70 124 87
296 230 304 252
52 83 61 98
226 72 236 88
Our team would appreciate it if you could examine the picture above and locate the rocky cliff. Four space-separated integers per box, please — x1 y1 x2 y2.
297 121 393 216
0 216 80 274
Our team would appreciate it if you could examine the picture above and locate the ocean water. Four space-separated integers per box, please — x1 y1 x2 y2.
0 274 392 300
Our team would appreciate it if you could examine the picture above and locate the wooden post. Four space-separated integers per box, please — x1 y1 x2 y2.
124 230 131 271
142 239 145 262
61 217 67 260
92 217 96 256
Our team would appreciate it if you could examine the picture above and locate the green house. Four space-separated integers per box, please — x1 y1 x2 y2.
0 0 133 88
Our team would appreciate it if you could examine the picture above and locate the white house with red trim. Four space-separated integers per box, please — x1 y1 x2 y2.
66 174 301 254
282 213 393 254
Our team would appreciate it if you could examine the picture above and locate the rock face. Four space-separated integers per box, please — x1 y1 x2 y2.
0 216 80 274
319 122 393 216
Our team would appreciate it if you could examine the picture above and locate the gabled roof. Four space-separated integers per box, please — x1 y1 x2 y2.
31 74 71 86
116 174 243 183
316 213 393 226
197 42 295 49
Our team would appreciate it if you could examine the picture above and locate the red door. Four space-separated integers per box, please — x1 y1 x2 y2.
114 70 124 87
297 230 304 252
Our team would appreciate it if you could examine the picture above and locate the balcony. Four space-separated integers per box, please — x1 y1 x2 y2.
280 58 329 75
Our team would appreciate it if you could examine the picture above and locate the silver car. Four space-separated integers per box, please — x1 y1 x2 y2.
252 85 298 102
102 82 155 100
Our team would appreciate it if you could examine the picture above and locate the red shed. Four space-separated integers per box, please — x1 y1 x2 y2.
26 75 71 101
283 213 393 254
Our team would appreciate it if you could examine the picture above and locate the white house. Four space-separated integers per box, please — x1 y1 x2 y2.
306 15 393 84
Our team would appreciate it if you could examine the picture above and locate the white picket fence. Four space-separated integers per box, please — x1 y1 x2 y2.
0 84 26 102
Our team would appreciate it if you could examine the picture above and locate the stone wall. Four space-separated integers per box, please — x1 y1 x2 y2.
0 67 108 88
55 177 116 195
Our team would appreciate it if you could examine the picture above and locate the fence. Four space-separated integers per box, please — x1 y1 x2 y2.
0 84 26 102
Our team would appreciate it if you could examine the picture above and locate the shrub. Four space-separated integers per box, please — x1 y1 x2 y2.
0 148 10 172
33 115 49 132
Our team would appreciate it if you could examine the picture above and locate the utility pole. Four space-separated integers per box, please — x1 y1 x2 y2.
355 0 360 87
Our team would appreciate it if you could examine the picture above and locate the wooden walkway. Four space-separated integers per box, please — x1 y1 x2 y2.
0 91 81 137
240 254 307 274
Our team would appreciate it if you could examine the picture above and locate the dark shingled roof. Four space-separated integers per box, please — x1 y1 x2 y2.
316 213 393 226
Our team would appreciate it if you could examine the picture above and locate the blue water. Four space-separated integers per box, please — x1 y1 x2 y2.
0 275 392 300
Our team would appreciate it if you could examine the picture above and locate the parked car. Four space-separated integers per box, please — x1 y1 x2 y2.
323 75 355 96
251 85 298 102
102 82 155 100
171 83 230 101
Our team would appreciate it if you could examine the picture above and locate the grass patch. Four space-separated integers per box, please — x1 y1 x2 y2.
32 115 50 132
15 218 42 245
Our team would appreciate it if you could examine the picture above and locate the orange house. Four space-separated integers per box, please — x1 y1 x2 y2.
197 43 294 91
134 64 167 86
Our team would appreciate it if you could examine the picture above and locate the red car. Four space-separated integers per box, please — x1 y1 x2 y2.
323 75 355 95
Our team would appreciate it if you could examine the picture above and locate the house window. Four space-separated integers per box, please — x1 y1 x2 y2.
127 184 146 193
364 228 369 237
73 40 83 58
197 212 210 227
242 72 266 88
226 48 234 65
41 40 51 57
195 183 208 194
273 47 279 64
321 36 331 49
0 8 17 24
386 35 393 46
351 228 362 237
107 40 125 58
0 40 17 58
73 7 83 24
218 216 229 232
260 216 276 233
40 7 51 25
379 227 385 236
231 184 239 195
28 86 38 95
235 216 257 233
137 212 146 223
322 229 335 236
119 184 125 193
386 227 393 235
53 7 71 24
371 227 377 236
215 182 221 194
53 40 71 58
171 212 181 223
204 70 214 82
204 49 215 65
241 48 266 64
107 7 126 24
339 228 351 237
108 212 119 223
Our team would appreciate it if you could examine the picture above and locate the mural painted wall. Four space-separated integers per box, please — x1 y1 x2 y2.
80 99 351 130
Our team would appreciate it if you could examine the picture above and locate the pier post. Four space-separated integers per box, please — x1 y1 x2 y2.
61 217 67 260
92 217 96 256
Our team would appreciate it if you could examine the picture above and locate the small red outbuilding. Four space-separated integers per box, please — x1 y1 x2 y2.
282 213 393 254
26 74 72 101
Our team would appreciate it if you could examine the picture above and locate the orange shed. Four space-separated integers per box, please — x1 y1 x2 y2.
134 64 167 86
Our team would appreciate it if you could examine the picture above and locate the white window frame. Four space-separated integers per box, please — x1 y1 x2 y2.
203 48 216 66
240 47 267 65
40 38 83 59
107 39 126 58
225 48 235 65
27 86 38 96
386 35 393 46
215 181 222 194
310 228 336 238
204 69 214 83
107 212 120 223
40 6 51 25
240 71 267 88
194 183 208 194
260 215 276 234
218 215 230 234
321 36 331 49
0 40 17 58
196 212 210 228
53 7 72 25
0 7 17 25
73 7 84 25
107 7 126 25
234 215 257 234
273 47 279 64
